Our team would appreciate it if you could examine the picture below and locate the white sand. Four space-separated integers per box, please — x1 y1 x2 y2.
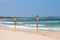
0 29 54 40
0 27 59 40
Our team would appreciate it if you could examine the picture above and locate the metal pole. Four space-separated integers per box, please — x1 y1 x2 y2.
36 15 38 34
14 16 16 30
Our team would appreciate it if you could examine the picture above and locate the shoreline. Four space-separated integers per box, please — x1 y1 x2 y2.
1 24 60 32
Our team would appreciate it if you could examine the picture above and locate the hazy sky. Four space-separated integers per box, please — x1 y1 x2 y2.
0 0 60 17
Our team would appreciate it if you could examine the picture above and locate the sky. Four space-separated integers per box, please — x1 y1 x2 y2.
0 0 60 17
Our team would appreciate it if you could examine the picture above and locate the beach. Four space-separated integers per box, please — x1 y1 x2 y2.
0 26 60 40
0 0 60 40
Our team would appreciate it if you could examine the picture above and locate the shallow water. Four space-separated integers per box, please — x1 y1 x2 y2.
0 17 60 31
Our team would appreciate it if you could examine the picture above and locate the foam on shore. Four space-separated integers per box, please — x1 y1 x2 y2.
0 24 60 31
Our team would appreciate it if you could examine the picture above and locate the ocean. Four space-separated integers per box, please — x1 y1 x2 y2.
0 17 60 31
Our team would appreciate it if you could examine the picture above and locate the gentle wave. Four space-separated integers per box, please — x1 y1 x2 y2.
25 24 45 26
0 22 24 24
0 21 60 24
0 22 46 27
0 24 60 31
0 22 14 23
47 21 59 23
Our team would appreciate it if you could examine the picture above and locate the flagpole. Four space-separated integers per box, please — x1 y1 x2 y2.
36 15 38 34
14 16 16 30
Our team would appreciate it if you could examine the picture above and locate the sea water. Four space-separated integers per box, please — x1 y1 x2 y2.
0 17 60 31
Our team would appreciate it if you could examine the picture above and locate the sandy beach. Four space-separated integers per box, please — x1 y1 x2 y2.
0 26 60 40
